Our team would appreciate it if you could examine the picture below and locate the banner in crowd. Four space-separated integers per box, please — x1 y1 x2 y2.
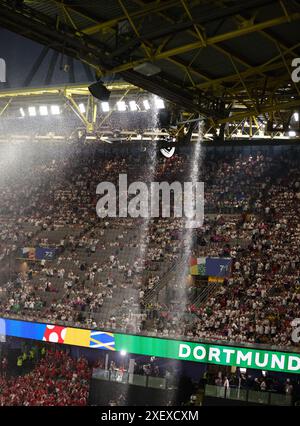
1 317 300 374
206 257 232 277
208 277 224 284
20 247 56 261
189 257 232 277
189 257 206 275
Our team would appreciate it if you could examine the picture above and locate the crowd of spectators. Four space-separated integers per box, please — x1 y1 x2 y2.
0 141 299 348
0 348 91 405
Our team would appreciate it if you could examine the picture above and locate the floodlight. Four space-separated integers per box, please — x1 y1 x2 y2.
154 97 165 109
143 99 150 110
39 106 48 116
101 102 110 112
117 101 126 112
129 100 138 111
28 106 36 117
79 103 86 113
51 105 60 115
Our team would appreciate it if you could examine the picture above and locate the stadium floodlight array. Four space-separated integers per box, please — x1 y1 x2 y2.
20 105 61 117
17 97 165 118
103 98 164 113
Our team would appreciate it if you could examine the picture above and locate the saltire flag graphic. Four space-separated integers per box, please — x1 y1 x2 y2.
89 331 116 350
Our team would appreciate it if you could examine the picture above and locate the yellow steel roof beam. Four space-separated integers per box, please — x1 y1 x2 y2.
194 40 300 90
132 0 266 78
0 83 138 99
81 0 181 35
215 0 300 61
156 14 300 60
216 98 300 125
108 14 300 74
118 0 152 60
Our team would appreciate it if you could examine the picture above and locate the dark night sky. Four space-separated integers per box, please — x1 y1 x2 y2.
0 27 93 89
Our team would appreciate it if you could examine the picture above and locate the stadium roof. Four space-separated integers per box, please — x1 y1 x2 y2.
0 0 300 129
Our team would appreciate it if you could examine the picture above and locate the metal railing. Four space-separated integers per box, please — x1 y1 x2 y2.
92 368 178 390
191 282 219 308
143 256 186 305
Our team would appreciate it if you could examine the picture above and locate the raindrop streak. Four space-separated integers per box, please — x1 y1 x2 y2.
120 101 159 333
166 118 203 405
173 119 203 308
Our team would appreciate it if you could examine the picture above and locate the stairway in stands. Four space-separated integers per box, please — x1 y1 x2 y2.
189 281 219 309
142 256 186 305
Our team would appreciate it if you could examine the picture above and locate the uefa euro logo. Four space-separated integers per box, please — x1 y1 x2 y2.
0 58 6 82
160 146 175 158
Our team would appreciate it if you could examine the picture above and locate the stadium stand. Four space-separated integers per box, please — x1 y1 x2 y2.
0 141 300 349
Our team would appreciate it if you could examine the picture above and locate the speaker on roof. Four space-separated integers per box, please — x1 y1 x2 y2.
88 81 111 101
